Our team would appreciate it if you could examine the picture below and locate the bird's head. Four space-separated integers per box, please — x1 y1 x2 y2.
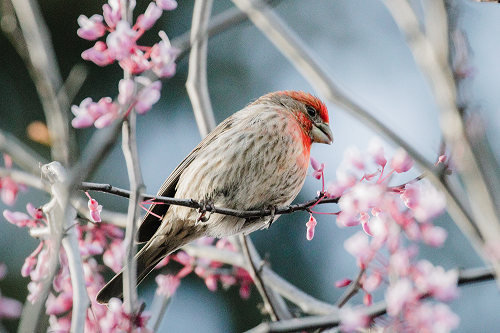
259 90 333 145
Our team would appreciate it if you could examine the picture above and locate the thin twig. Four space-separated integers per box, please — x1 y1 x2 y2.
171 0 283 60
0 129 47 175
185 0 216 137
9 0 72 164
240 235 279 321
335 269 365 308
121 114 145 315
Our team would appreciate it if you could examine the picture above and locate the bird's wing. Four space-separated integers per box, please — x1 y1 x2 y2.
137 116 235 242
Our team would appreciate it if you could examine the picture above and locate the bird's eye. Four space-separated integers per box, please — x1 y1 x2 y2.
306 105 316 117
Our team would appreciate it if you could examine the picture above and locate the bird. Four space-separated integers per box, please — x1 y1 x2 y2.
96 90 333 304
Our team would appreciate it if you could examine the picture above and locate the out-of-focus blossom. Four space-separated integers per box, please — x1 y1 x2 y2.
155 274 180 297
368 137 387 167
343 146 365 170
339 306 369 333
391 148 414 173
386 278 414 316
335 278 352 288
118 78 135 105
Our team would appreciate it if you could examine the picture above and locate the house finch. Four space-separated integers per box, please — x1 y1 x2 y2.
96 90 333 304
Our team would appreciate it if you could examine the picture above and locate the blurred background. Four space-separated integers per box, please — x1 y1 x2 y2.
1 0 500 331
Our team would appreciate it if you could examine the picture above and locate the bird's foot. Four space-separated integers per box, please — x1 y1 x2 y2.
196 199 215 224
265 206 277 230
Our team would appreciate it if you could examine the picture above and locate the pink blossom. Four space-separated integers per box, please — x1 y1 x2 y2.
401 182 419 209
27 281 42 303
421 224 448 248
150 31 179 78
411 302 460 333
118 78 135 105
344 231 373 268
306 214 317 241
310 156 325 179
156 0 177 10
81 41 114 67
48 315 71 333
363 272 382 292
0 295 22 319
71 97 119 129
239 284 251 299
334 278 352 288
363 293 372 306
102 0 121 28
338 306 369 333
435 154 447 166
3 210 35 227
22 253 39 277
119 51 152 74
46 291 73 315
77 14 106 40
412 181 446 222
136 3 163 30
391 148 414 173
71 97 95 128
26 203 44 219
134 78 161 114
368 137 387 167
389 250 411 276
155 274 180 297
204 275 218 292
103 240 125 273
0 177 19 206
385 278 414 316
343 146 365 170
106 21 138 61
87 192 103 222
415 260 459 302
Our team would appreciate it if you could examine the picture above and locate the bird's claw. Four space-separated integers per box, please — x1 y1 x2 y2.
265 206 276 230
197 199 215 223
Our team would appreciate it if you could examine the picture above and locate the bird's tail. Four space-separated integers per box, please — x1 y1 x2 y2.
96 234 180 305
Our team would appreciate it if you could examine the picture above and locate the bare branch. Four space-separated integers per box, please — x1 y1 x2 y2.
121 113 145 314
240 235 282 320
245 266 496 333
9 0 72 164
182 243 338 316
185 0 216 137
381 0 500 283
335 269 365 308
0 129 47 175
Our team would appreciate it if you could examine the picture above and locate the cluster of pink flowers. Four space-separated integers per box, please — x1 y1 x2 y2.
72 0 179 129
310 139 458 332
154 237 254 300
3 192 254 331
0 154 26 206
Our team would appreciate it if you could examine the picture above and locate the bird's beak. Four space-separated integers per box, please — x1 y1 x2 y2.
311 122 333 144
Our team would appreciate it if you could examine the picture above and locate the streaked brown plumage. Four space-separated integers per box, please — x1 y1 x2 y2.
96 91 333 304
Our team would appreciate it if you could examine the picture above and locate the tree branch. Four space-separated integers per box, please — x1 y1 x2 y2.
244 266 496 333
185 0 216 137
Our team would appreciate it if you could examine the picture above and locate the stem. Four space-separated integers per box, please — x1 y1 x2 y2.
121 113 145 315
